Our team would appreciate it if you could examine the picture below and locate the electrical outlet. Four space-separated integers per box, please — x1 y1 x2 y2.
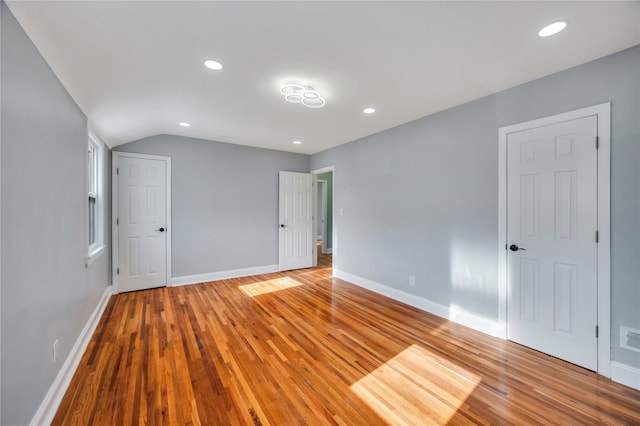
52 339 60 364
409 275 416 286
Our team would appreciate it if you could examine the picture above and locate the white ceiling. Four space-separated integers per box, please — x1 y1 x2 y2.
6 1 640 154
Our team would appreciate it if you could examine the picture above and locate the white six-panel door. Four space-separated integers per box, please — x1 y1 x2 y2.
507 115 598 370
116 155 169 293
279 171 313 271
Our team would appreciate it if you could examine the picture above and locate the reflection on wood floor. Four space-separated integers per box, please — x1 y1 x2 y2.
53 242 640 425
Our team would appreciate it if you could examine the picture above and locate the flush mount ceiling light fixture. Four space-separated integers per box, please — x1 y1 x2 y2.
280 84 325 108
538 20 568 37
363 107 376 114
292 140 302 145
179 122 191 127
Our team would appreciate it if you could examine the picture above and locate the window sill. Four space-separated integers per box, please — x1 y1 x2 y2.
87 245 106 267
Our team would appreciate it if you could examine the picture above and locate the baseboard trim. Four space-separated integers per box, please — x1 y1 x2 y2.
334 269 503 338
30 285 113 426
171 264 279 287
611 361 640 391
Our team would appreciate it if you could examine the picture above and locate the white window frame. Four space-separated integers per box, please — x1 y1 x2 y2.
87 131 105 265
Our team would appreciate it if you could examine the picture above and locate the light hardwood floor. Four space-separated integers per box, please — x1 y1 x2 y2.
54 247 640 425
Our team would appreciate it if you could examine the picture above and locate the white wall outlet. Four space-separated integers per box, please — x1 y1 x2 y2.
52 339 60 364
409 275 416 286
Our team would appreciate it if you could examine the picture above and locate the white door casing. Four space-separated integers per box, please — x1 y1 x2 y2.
113 152 171 293
498 103 611 376
279 171 314 271
318 180 328 254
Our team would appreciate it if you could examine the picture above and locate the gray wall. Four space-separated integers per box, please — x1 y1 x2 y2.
115 135 309 277
1 3 111 425
311 45 640 369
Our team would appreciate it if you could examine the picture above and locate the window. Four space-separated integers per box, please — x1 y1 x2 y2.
87 132 105 265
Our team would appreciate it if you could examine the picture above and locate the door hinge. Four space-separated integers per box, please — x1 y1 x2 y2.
596 325 599 338
117 268 120 275
595 230 599 243
116 218 119 225
595 136 600 149
116 167 119 175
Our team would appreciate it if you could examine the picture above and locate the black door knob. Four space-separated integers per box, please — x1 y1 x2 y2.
280 224 286 228
510 244 526 252
157 227 165 232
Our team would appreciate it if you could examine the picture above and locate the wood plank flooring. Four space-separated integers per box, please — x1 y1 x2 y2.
54 248 640 425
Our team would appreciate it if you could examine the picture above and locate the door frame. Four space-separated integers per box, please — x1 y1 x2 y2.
497 103 610 376
112 152 172 294
311 166 335 273
317 179 328 253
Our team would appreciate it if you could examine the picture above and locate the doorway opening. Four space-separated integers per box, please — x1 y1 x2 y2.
312 166 334 273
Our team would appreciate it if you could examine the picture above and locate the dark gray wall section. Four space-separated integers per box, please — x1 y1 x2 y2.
1 3 111 425
115 135 309 277
311 45 640 369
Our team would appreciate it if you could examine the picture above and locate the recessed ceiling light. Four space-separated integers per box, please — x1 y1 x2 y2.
538 21 568 37
292 140 302 145
204 60 223 70
179 122 191 127
363 107 376 114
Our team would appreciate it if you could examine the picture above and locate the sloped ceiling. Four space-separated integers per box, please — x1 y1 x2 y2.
7 1 640 153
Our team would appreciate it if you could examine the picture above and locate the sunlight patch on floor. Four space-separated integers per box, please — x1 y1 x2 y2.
350 344 481 424
239 276 302 297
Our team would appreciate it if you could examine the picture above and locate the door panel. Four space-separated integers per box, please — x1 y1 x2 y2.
118 156 168 292
279 171 313 271
507 115 598 370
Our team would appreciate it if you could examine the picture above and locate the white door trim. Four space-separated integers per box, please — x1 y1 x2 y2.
317 179 328 253
112 152 172 294
311 166 335 274
498 102 610 377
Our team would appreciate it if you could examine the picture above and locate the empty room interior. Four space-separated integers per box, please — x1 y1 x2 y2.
2 1 640 424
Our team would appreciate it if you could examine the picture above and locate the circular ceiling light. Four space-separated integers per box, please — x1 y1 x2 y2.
281 84 305 95
280 84 325 108
302 97 326 108
538 21 567 37
303 91 320 100
363 107 376 114
285 93 303 103
204 60 223 70
293 140 302 145
179 122 191 127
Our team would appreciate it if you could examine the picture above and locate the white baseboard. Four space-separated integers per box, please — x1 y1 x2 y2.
30 285 113 426
171 264 279 287
611 361 640 391
334 269 503 338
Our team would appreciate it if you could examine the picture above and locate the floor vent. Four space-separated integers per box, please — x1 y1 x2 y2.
620 326 640 353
